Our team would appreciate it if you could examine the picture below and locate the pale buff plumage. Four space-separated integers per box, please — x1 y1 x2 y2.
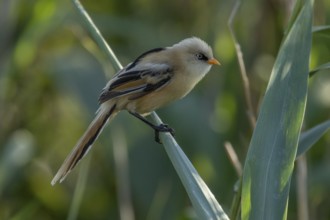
51 37 219 185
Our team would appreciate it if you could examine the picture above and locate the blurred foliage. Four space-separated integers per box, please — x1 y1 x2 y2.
0 0 329 219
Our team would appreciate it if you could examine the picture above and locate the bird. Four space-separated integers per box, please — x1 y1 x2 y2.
51 37 220 185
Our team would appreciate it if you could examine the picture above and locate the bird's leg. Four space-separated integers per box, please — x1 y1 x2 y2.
128 111 175 143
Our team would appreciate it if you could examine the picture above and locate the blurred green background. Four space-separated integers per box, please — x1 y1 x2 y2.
0 0 329 219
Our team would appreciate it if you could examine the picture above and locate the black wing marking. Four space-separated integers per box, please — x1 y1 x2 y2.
126 47 165 71
99 85 146 102
99 67 173 103
108 70 142 90
128 76 171 100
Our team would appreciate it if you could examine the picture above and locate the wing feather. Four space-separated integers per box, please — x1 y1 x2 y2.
99 64 173 103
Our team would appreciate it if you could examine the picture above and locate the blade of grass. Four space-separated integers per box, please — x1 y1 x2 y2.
229 179 242 220
296 155 309 220
71 0 122 71
241 0 313 219
228 0 256 129
312 25 330 35
296 120 330 157
224 141 242 177
151 113 229 220
309 62 330 77
111 127 135 220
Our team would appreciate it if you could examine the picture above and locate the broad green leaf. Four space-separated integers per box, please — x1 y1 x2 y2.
151 113 230 220
309 62 330 77
241 0 313 219
284 0 304 38
312 25 330 36
297 120 330 157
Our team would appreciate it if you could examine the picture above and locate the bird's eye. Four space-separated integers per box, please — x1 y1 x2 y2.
196 53 208 61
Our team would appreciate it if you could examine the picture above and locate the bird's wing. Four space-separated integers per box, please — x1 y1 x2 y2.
99 63 174 103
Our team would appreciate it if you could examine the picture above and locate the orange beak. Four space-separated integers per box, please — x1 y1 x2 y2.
207 58 221 65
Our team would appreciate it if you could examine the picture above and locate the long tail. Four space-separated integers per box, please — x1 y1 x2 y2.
51 102 117 185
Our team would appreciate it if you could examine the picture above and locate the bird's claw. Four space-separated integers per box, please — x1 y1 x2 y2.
154 124 175 144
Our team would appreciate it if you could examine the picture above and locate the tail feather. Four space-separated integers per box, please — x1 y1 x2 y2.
51 103 117 185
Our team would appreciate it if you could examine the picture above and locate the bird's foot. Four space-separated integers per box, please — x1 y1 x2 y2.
154 124 175 143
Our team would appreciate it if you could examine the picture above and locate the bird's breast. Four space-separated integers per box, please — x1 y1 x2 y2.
129 73 197 114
